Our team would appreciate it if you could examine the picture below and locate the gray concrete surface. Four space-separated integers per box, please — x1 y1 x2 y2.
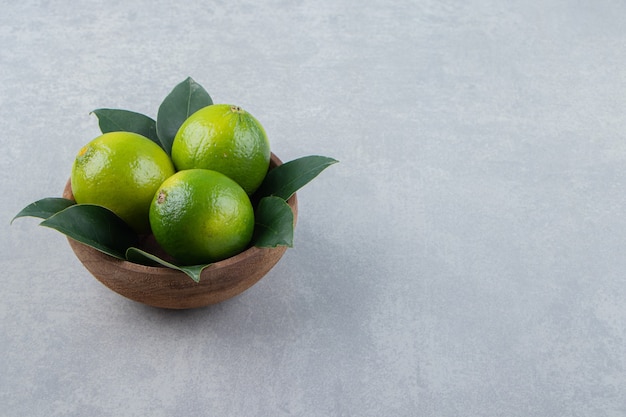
2 0 626 415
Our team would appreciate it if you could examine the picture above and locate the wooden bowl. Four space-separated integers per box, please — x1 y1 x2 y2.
62 153 297 309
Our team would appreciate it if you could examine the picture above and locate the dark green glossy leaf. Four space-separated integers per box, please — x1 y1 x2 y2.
156 77 213 154
125 247 208 283
253 196 294 248
91 108 160 145
40 204 138 260
255 155 338 201
11 198 75 224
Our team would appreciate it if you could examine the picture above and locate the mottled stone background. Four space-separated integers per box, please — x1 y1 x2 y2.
2 0 626 415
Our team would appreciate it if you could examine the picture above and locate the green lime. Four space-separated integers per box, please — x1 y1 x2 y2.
171 104 271 194
149 169 255 265
70 131 175 234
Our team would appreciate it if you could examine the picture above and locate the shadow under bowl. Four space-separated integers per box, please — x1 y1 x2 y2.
62 153 297 309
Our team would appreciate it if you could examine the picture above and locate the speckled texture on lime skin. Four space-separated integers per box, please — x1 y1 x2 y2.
171 104 271 195
149 169 255 265
70 132 176 234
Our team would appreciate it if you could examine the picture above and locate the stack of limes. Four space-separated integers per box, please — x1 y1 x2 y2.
70 104 270 265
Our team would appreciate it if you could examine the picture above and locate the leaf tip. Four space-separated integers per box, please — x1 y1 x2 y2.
9 213 27 225
90 108 104 117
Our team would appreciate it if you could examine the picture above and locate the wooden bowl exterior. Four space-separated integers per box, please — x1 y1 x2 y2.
63 153 297 309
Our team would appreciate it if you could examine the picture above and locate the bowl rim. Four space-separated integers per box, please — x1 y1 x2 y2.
62 152 297 278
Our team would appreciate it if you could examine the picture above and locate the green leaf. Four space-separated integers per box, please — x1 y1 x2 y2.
11 197 75 224
40 204 138 260
255 155 338 201
253 196 294 248
156 77 213 154
91 108 160 146
125 247 208 283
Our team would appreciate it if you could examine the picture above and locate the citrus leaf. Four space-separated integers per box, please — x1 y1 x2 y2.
11 197 75 224
255 155 338 201
91 108 160 146
40 204 138 260
156 77 213 154
125 247 208 283
253 196 294 248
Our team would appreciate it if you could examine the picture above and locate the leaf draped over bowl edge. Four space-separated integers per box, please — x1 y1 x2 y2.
13 198 210 281
156 77 213 154
250 155 337 248
39 204 139 260
253 196 294 248
125 247 208 283
91 109 161 146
